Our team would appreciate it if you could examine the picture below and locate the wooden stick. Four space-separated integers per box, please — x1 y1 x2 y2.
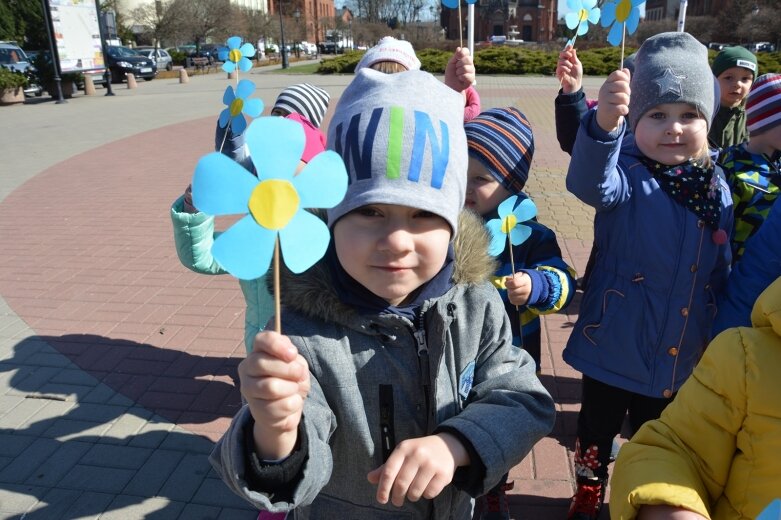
274 236 281 333
506 222 524 347
620 22 626 69
458 0 463 48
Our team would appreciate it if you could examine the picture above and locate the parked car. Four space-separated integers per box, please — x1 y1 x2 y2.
0 41 43 96
134 46 173 71
190 43 223 63
105 45 156 82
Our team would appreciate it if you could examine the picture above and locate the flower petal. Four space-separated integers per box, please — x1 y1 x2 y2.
236 79 255 99
512 197 538 222
567 0 580 10
218 49 230 62
222 61 235 74
230 114 247 135
583 0 597 8
192 152 257 215
239 43 256 58
293 151 348 209
212 214 276 280
607 21 624 46
509 225 532 246
238 57 253 72
245 117 305 182
577 21 589 35
565 12 580 30
223 85 235 105
279 210 331 273
243 98 264 118
588 7 600 24
486 219 508 256
441 0 458 9
218 108 231 129
227 36 242 50
626 8 640 34
497 195 519 220
601 1 616 27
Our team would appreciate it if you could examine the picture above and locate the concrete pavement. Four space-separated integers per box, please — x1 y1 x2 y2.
0 68 607 519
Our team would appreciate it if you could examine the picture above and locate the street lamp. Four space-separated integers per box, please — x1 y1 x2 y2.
294 8 301 58
277 0 289 69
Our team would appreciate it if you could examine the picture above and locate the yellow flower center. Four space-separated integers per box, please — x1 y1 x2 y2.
578 8 588 22
229 98 244 117
229 49 243 63
248 179 299 230
616 0 632 22
501 215 517 234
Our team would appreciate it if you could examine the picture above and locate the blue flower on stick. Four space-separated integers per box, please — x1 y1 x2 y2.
218 79 263 136
565 0 600 37
192 117 348 280
601 0 644 47
486 195 537 257
220 36 256 73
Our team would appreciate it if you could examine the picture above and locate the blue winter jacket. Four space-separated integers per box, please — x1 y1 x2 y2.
564 112 733 398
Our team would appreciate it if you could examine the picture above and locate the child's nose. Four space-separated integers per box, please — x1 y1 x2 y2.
380 226 414 253
666 122 683 135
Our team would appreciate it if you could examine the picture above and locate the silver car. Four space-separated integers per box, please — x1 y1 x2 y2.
135 47 173 71
0 41 43 96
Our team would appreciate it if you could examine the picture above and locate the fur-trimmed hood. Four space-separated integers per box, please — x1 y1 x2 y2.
275 209 497 326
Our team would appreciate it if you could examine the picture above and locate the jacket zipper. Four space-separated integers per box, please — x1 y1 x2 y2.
413 312 431 426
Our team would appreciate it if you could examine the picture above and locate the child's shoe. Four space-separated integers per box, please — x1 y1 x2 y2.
567 477 606 520
479 481 514 520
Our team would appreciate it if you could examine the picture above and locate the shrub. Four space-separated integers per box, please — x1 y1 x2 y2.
0 67 28 90
169 50 187 66
317 51 364 74
418 48 450 73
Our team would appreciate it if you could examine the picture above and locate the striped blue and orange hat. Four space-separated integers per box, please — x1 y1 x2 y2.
464 107 534 195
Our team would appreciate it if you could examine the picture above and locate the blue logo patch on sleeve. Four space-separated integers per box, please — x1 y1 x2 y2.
458 360 475 400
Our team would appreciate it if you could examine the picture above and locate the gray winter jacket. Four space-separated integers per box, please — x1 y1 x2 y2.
209 210 556 519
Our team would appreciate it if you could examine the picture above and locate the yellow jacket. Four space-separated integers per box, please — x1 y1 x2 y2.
610 276 781 520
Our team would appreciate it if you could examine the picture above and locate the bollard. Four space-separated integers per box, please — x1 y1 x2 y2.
84 75 96 95
179 68 189 84
126 73 137 89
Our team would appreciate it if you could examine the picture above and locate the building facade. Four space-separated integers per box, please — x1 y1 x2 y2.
443 0 557 43
267 0 336 45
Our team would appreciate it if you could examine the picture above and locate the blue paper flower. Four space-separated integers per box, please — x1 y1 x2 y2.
218 79 264 135
441 0 475 9
191 116 348 280
220 36 256 73
601 0 644 47
486 195 537 257
565 0 600 36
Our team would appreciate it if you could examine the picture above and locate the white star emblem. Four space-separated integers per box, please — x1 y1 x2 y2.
656 68 685 97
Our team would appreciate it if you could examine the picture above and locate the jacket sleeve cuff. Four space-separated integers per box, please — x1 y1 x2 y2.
243 418 309 500
588 112 624 141
520 269 548 308
434 425 487 496
555 87 585 106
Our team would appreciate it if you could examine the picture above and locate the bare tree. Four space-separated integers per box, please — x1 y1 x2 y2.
130 0 190 48
173 0 235 49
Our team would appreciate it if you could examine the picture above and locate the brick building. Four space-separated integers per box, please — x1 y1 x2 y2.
267 0 337 45
442 0 557 43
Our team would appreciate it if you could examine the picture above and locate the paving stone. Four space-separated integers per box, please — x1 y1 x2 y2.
60 464 136 494
0 483 45 513
61 490 114 519
122 448 185 496
0 437 59 483
23 440 93 487
42 418 113 442
65 403 131 423
80 443 154 470
158 452 213 502
191 477 258 509
19 487 83 519
100 495 184 519
177 503 222 519
217 507 258 519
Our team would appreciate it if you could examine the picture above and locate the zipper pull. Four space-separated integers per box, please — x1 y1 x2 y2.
414 329 428 356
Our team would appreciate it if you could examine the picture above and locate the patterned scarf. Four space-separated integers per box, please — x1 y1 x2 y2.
641 157 722 230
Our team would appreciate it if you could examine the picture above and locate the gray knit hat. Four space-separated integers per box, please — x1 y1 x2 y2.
326 69 467 235
628 32 715 131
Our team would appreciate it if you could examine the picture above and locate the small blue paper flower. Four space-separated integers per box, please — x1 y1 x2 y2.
565 0 600 36
218 79 264 135
220 36 256 73
601 0 644 47
486 195 537 257
192 117 348 280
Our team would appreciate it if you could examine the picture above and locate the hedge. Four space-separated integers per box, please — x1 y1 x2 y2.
317 45 781 76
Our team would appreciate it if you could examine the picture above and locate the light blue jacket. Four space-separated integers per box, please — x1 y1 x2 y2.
170 196 273 354
564 112 733 398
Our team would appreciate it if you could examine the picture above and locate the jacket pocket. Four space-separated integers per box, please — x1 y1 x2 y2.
306 494 415 520
581 288 625 346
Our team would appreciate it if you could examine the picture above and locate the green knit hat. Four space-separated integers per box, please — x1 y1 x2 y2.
712 46 758 78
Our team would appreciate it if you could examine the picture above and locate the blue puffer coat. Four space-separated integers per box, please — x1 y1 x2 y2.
564 112 733 398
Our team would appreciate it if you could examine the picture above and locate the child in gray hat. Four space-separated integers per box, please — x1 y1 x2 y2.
563 32 734 520
209 68 555 519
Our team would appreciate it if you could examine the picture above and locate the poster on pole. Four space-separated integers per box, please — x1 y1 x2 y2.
45 0 105 73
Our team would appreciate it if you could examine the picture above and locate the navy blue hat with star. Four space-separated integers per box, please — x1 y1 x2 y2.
628 32 715 132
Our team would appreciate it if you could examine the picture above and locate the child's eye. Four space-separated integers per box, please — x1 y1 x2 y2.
682 112 700 120
354 207 382 217
414 210 438 219
649 112 665 120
